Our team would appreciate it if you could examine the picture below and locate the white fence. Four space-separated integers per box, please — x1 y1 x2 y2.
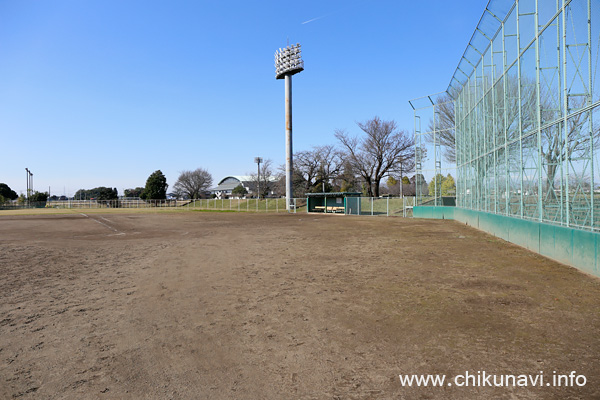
17 197 416 217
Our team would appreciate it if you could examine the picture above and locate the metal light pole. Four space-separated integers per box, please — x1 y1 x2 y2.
25 168 33 199
400 163 403 198
275 43 304 210
254 157 263 199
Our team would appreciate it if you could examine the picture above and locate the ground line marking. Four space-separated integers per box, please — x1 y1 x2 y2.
80 213 123 235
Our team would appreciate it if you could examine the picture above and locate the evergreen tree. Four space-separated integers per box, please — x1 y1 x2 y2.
0 183 18 200
142 170 168 200
232 184 248 197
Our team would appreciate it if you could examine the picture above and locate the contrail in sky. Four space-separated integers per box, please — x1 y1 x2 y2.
301 14 329 25
301 2 363 25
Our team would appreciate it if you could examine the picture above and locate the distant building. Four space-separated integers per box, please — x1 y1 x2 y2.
210 176 254 199
210 176 280 199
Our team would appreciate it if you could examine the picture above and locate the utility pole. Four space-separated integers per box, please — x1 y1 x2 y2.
25 168 33 199
275 43 304 210
254 157 263 199
400 163 403 198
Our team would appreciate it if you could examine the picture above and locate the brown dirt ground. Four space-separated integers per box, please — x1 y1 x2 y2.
0 211 599 399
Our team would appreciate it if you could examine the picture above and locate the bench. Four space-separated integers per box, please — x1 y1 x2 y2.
313 206 345 213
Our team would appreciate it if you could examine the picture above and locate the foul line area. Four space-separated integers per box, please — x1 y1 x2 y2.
79 213 125 236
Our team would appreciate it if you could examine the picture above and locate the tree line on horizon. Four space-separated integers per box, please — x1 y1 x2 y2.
237 116 428 198
70 115 422 201
1 115 458 203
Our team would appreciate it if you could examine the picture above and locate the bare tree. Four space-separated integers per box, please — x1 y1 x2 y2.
173 168 213 199
337 160 360 193
335 116 415 197
294 150 320 193
426 78 533 165
294 145 343 193
426 94 456 163
249 159 275 198
314 145 343 191
428 79 599 201
543 110 599 197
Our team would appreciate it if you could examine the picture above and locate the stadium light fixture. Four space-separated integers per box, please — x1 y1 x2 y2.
274 43 304 210
275 44 304 79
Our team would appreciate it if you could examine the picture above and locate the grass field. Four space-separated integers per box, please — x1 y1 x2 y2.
1 211 599 399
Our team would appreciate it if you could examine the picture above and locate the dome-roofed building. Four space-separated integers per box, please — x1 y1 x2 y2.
210 175 281 199
210 176 254 199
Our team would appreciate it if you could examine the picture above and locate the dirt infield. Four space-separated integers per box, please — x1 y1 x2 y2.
1 211 599 399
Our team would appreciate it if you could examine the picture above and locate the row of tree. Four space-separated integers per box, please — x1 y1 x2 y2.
74 187 119 200
0 183 49 204
1 114 442 202
0 183 18 204
67 168 213 202
122 169 213 200
240 116 417 198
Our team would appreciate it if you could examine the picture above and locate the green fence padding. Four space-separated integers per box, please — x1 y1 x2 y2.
413 206 454 220
542 224 573 267
441 207 454 219
508 218 540 253
414 206 599 278
413 207 432 219
572 228 597 275
596 234 600 274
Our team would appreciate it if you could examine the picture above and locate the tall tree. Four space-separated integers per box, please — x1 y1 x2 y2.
142 170 168 200
0 183 18 200
386 176 399 196
338 161 359 193
426 79 531 165
74 187 118 200
29 191 49 202
173 168 212 199
540 99 599 196
335 116 415 197
425 94 456 163
313 145 343 192
124 187 145 198
295 145 343 193
294 149 321 193
428 174 456 196
429 83 599 200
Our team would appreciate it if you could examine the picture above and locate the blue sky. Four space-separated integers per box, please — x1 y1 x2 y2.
0 0 485 196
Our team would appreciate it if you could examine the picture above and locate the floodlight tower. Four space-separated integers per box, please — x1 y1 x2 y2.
254 157 263 199
25 168 29 199
275 43 304 210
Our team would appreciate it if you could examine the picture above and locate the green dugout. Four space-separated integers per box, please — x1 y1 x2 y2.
306 192 362 215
